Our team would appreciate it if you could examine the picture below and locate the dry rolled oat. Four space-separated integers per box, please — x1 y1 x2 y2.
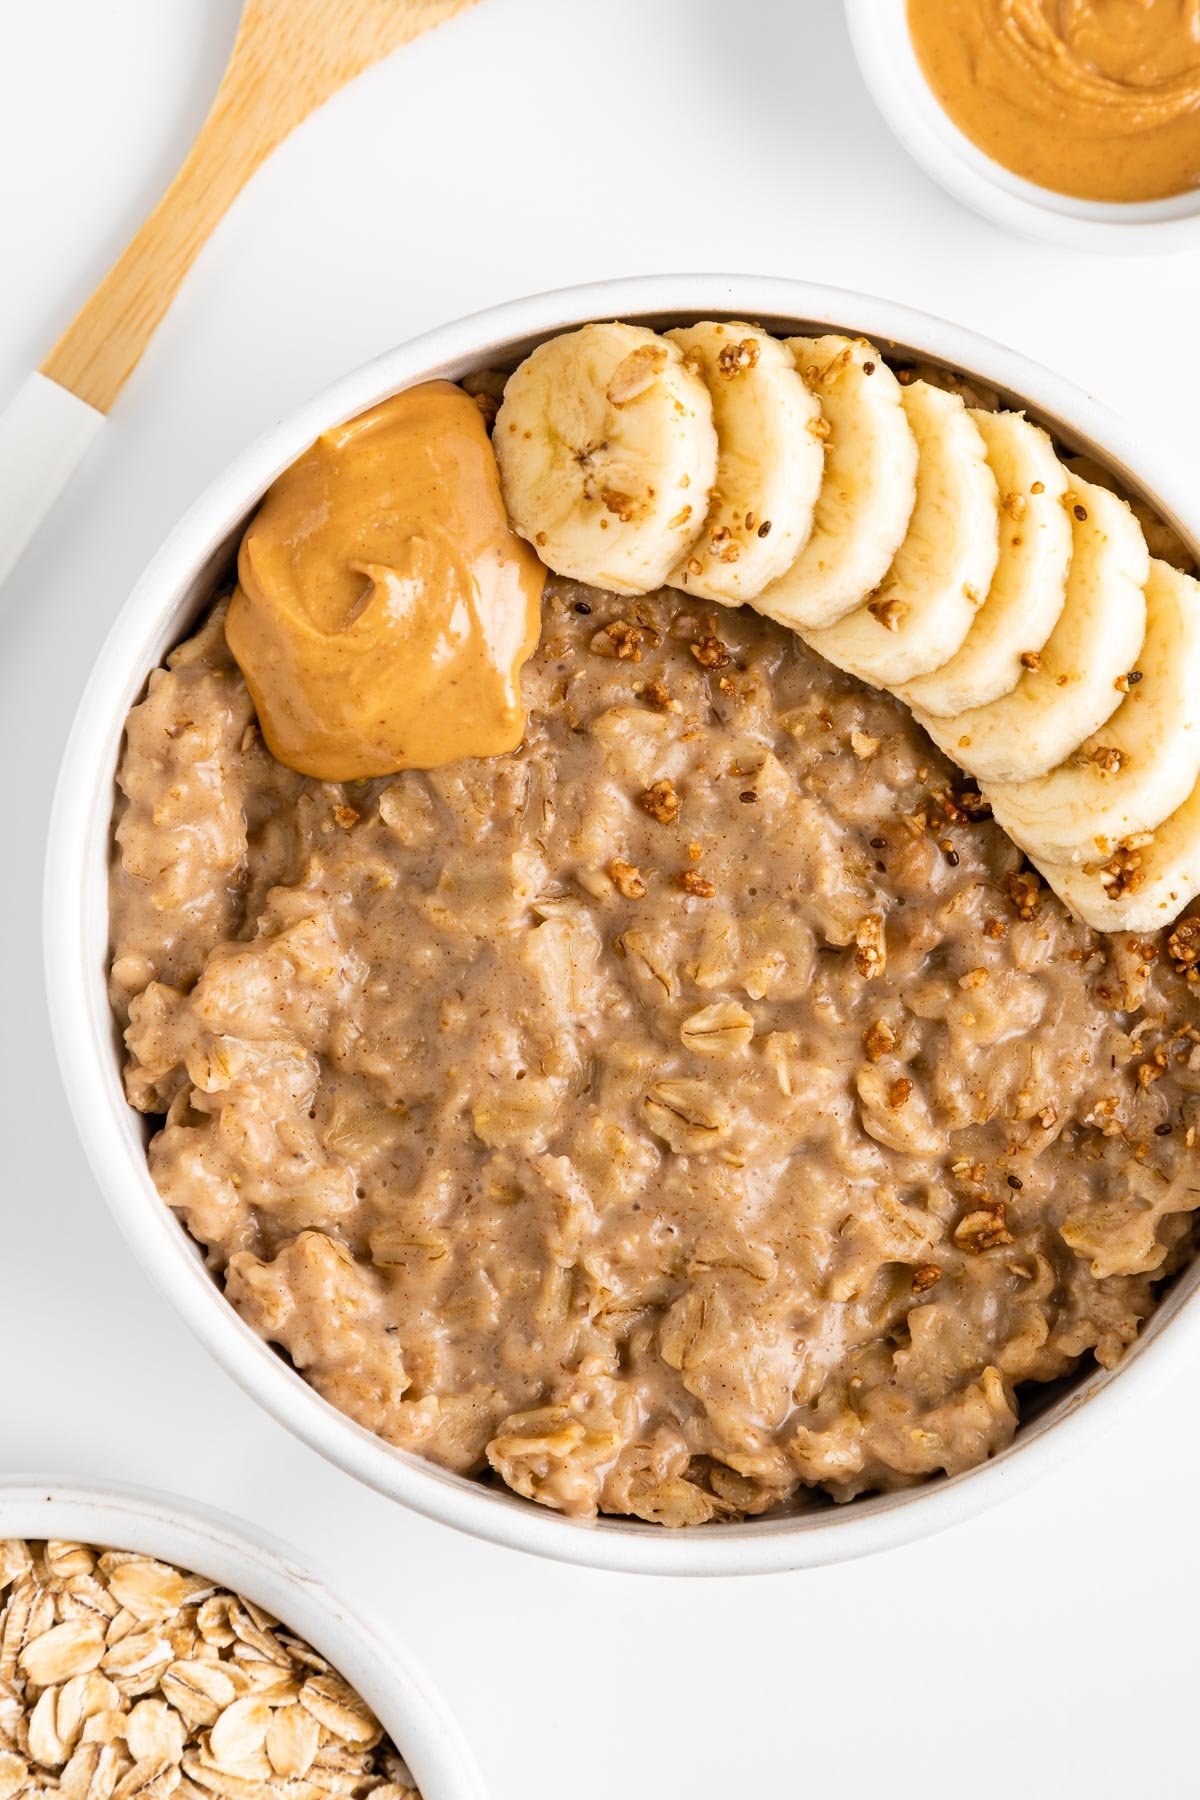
0 1543 420 1799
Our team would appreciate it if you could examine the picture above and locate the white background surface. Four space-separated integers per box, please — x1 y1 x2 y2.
4 3 1200 1795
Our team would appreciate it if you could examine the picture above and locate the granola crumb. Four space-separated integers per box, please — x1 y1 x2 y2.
640 778 681 824
1100 842 1145 899
691 634 733 670
1167 915 1200 974
332 804 360 830
716 337 761 378
862 1018 896 1061
887 1076 913 1108
867 596 907 632
1004 869 1041 921
1086 744 1124 775
643 677 682 714
610 858 647 899
1019 650 1043 671
912 1264 942 1293
707 528 741 565
592 618 645 660
681 869 716 898
949 787 992 822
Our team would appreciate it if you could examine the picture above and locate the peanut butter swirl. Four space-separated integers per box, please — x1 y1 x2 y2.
226 381 544 780
908 0 1200 202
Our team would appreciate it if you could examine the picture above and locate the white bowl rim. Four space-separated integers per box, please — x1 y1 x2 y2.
844 0 1200 253
0 1476 484 1799
43 271 1200 1578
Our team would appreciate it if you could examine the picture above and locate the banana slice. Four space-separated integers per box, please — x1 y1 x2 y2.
750 335 917 629
494 322 717 597
986 561 1200 865
663 322 823 605
1065 452 1197 575
896 410 1071 716
800 381 1000 687
1036 774 1200 933
918 477 1149 784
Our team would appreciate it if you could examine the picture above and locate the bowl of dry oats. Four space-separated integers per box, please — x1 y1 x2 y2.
0 1480 483 1799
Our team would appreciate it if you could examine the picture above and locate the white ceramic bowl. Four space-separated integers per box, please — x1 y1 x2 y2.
0 1477 483 1799
845 0 1200 253
44 274 1200 1577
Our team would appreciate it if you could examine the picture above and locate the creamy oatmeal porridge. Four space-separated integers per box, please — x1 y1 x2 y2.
111 570 1200 1525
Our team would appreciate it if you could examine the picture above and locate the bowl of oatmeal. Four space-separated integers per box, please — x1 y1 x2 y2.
44 275 1200 1575
0 1478 482 1797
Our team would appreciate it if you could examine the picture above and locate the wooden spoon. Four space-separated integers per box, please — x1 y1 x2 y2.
0 0 481 586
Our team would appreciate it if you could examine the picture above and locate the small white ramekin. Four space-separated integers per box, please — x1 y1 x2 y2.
845 0 1200 253
0 1478 483 1799
43 274 1200 1577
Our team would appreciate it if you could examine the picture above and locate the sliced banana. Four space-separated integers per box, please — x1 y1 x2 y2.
664 321 823 605
1065 452 1197 575
896 410 1071 717
751 335 917 630
494 322 717 597
1037 770 1200 932
987 561 1200 865
918 477 1149 784
800 381 1000 687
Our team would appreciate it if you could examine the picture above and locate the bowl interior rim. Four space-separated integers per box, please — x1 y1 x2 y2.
43 272 1200 1577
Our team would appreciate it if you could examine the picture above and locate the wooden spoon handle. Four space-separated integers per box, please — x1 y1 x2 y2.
0 0 480 590
41 98 272 414
40 0 479 414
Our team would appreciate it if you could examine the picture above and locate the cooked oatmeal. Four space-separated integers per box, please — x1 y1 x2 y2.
110 580 1200 1524
0 1539 419 1796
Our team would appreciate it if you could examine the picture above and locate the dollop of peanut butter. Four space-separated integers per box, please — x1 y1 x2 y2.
225 381 545 780
908 0 1200 202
